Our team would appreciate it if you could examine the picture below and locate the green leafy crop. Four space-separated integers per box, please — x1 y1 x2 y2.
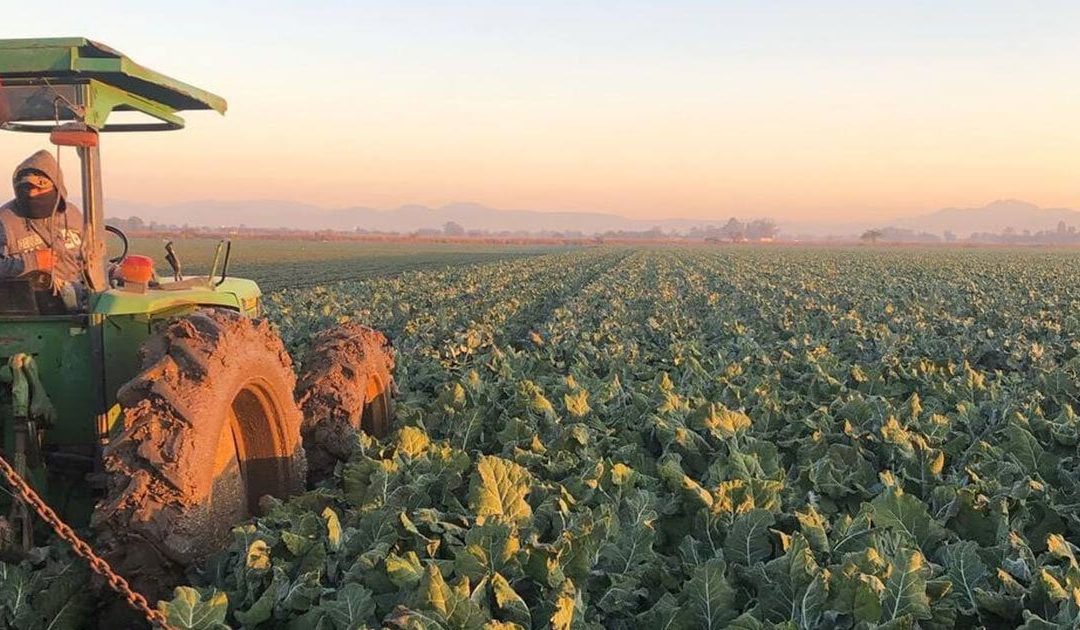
10 246 1080 629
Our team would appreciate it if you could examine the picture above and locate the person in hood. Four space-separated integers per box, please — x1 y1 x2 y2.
0 150 84 284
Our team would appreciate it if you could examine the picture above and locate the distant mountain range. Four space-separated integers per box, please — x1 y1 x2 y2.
888 199 1080 237
103 198 1080 238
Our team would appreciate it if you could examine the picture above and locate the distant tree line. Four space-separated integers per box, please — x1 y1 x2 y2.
111 214 784 242
422 218 783 241
692 218 779 242
968 221 1080 244
859 220 1080 245
860 227 941 244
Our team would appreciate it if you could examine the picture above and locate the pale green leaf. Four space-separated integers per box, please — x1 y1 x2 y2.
796 571 829 630
550 579 577 630
564 389 591 418
795 506 829 555
454 522 522 580
234 566 289 626
282 571 324 613
245 539 272 570
853 574 884 624
881 549 931 623
871 488 943 552
681 558 736 629
396 426 432 458
724 509 774 567
468 456 533 526
1004 423 1044 475
491 573 531 627
323 507 343 551
944 541 988 613
158 587 229 630
387 551 424 588
1047 534 1078 568
320 583 376 629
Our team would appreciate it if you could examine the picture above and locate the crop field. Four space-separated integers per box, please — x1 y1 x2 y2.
120 237 568 290
7 246 1080 629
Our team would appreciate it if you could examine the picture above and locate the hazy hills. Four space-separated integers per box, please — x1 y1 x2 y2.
888 199 1080 237
104 198 1080 238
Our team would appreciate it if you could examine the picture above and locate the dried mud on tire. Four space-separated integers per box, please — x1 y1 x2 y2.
91 309 306 601
296 322 395 484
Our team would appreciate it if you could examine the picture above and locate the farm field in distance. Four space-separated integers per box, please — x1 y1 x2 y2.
118 236 571 290
8 246 1080 628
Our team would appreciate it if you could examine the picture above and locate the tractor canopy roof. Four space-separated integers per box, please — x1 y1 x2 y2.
0 37 226 132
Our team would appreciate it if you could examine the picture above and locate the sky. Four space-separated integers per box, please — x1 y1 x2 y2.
3 1 1080 222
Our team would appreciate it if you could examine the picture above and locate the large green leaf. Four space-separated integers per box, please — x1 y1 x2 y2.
724 509 775 567
880 549 932 623
598 489 658 578
396 426 433 458
282 571 324 613
490 572 531 627
1004 423 1045 476
1015 610 1067 629
564 389 591 418
387 551 425 588
690 403 752 439
468 456 533 526
944 541 988 613
158 587 230 630
853 575 885 624
454 522 523 580
743 533 823 624
550 579 579 630
680 558 736 629
795 571 829 630
415 564 488 628
24 561 91 630
637 592 681 630
319 583 376 629
234 566 289 626
0 564 33 625
871 488 944 552
383 605 449 629
829 509 874 555
795 506 830 555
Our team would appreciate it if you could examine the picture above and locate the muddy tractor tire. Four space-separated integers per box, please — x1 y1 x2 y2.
297 322 395 483
91 309 306 598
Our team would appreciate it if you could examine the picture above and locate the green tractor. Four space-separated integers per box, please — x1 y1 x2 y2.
0 38 395 598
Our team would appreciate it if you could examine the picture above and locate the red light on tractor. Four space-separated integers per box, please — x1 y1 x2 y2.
119 255 155 284
49 122 99 148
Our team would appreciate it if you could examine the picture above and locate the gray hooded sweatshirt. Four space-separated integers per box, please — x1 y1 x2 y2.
0 150 84 283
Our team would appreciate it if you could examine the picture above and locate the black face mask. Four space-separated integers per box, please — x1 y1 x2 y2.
14 187 60 219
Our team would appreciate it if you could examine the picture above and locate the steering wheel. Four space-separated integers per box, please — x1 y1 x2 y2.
106 224 129 264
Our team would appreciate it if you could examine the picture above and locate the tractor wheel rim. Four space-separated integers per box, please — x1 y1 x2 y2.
211 404 248 524
362 374 393 438
222 378 291 514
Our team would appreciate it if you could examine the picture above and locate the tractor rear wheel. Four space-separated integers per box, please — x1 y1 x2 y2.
91 309 305 599
297 322 395 483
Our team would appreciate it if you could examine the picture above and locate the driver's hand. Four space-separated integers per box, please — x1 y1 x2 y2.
24 249 54 273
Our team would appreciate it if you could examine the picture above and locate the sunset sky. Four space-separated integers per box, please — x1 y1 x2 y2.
4 1 1080 222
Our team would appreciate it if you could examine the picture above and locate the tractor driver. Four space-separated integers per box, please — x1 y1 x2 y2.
0 150 84 286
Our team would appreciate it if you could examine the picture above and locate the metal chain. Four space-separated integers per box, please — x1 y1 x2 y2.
0 454 173 629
